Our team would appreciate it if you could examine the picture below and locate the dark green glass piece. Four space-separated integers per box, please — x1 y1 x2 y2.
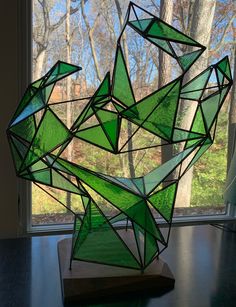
112 47 135 107
148 20 199 45
96 109 119 149
93 73 110 103
145 231 158 267
10 115 36 143
217 57 231 80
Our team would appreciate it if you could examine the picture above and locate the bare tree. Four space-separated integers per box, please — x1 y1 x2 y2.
158 0 174 172
114 0 135 178
81 0 103 82
33 0 78 80
175 0 217 207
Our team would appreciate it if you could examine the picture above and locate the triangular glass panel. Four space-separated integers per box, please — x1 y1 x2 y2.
148 182 177 222
23 109 71 169
178 49 202 71
73 201 140 269
112 46 135 107
75 124 114 152
148 19 200 46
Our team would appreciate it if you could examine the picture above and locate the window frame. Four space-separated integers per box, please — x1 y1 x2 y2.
18 0 236 235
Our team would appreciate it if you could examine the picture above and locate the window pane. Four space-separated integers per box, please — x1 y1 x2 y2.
32 0 233 226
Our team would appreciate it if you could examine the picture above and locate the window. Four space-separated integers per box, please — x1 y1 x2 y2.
30 0 235 228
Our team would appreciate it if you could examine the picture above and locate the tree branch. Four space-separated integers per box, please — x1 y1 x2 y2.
81 0 102 82
211 13 236 53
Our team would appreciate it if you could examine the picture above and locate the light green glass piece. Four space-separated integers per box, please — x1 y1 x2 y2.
75 124 114 151
148 183 177 222
23 109 70 170
129 18 153 31
178 49 202 71
181 68 211 100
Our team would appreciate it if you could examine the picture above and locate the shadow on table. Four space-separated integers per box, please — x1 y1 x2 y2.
65 287 174 307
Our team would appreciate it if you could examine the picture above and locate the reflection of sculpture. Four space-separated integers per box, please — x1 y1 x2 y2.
7 2 232 271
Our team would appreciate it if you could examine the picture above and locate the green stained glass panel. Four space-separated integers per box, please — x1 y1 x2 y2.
145 232 158 267
172 128 203 142
10 86 38 125
56 159 142 209
186 138 212 170
133 222 144 261
96 109 119 149
142 79 180 139
93 73 110 103
181 69 211 98
190 107 206 135
72 216 82 248
11 136 28 159
218 57 231 79
178 49 202 71
148 20 198 45
201 92 221 129
51 170 84 194
23 109 70 169
148 37 174 55
112 47 135 107
129 18 153 31
76 124 113 151
44 61 81 86
148 183 177 222
31 159 48 172
144 144 198 194
73 201 140 269
31 77 44 89
11 91 45 126
10 115 36 142
125 200 164 242
24 169 51 185
123 78 179 121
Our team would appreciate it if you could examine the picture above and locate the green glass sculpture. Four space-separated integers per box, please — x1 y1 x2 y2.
7 2 232 270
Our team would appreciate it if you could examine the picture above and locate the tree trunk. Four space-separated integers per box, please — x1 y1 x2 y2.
175 0 216 207
81 0 102 82
159 0 174 176
114 0 135 178
34 50 47 80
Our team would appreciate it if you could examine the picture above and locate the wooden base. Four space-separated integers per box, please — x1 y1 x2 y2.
58 238 175 304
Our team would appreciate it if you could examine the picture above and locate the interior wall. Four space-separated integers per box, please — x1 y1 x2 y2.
0 1 30 238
